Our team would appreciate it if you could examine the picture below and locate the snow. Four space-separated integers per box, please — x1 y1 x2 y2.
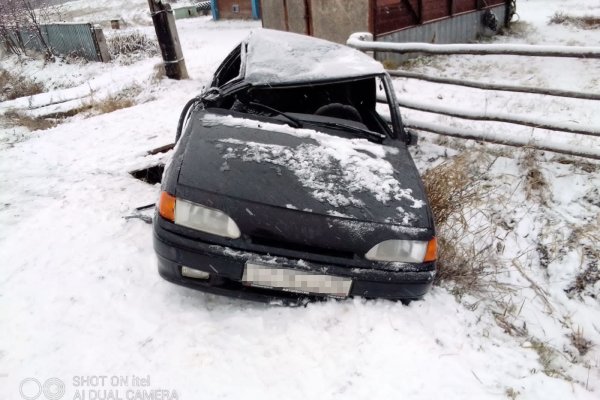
394 96 600 137
402 117 600 160
207 114 423 212
348 32 600 57
1 0 600 399
58 0 153 26
244 29 385 85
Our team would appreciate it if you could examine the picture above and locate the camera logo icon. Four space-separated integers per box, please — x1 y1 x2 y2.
20 378 65 400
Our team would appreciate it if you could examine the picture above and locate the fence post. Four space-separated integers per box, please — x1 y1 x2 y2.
92 25 111 62
148 0 189 80
210 0 219 20
251 0 260 20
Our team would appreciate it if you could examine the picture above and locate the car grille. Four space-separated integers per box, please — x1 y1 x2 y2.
249 235 355 260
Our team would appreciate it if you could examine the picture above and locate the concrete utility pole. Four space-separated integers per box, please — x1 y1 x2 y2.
147 0 189 80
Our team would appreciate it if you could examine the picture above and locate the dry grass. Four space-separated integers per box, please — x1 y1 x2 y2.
4 110 57 131
423 152 511 298
0 69 45 101
381 60 400 70
526 340 570 379
555 157 599 174
519 149 549 205
505 21 536 38
93 96 135 114
93 85 142 114
549 12 600 29
505 388 520 400
3 85 141 132
567 264 600 299
565 217 600 299
423 152 480 226
422 149 595 383
570 328 594 357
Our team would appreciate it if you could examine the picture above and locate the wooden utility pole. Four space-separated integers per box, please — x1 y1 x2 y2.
147 0 189 80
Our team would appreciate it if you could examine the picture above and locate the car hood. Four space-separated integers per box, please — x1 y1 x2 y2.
177 110 432 230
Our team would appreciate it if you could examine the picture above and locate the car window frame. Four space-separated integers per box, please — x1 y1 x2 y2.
217 73 404 140
210 44 244 88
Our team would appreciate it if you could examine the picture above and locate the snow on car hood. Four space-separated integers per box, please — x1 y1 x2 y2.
206 115 421 209
242 29 385 85
186 112 428 227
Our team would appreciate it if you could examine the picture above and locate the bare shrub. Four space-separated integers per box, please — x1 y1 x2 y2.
423 152 510 298
549 12 600 29
0 0 65 58
108 30 159 63
549 12 570 25
0 68 44 101
423 152 479 226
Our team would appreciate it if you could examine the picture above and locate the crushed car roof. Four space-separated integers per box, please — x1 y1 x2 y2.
242 29 385 86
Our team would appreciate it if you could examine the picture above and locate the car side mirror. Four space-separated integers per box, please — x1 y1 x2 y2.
406 130 419 146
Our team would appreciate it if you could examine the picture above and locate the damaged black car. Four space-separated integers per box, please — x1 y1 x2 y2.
153 29 436 303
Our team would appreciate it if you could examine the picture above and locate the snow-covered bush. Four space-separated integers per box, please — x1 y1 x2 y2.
108 30 159 64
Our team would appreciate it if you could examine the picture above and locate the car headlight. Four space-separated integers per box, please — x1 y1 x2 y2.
158 192 241 239
365 238 437 263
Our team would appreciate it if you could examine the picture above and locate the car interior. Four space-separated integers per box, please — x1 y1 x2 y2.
208 45 394 137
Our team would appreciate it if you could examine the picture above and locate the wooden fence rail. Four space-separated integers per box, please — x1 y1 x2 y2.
348 32 600 159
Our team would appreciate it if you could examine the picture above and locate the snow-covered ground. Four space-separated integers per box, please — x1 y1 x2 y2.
1 0 599 399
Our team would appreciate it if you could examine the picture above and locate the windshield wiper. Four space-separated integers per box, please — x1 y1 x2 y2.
248 102 303 128
308 121 386 143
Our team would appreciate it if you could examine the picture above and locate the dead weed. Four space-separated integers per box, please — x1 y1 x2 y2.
0 68 45 101
519 149 549 205
549 12 600 29
424 151 511 298
570 327 594 357
4 110 57 131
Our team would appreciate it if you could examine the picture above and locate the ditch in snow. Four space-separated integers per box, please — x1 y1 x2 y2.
130 164 164 184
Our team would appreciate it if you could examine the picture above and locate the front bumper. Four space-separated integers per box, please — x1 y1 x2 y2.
153 219 435 304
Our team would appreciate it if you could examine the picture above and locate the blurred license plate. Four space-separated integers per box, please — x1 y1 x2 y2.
242 263 352 297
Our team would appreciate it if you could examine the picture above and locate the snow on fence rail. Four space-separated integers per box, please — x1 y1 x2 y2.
404 119 600 160
387 70 600 102
378 113 600 160
348 32 600 159
391 97 600 138
347 32 600 59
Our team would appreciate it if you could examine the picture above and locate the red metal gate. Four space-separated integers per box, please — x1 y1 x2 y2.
372 0 507 36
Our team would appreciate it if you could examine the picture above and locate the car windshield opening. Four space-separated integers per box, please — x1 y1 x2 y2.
221 76 396 140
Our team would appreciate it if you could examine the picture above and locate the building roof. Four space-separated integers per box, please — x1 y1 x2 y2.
242 29 385 86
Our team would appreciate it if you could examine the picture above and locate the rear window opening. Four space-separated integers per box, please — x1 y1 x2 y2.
130 164 165 184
